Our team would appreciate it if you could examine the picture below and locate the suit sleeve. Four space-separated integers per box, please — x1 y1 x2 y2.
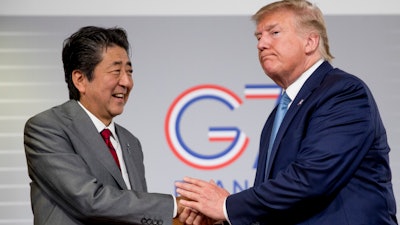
226 75 378 224
24 110 174 224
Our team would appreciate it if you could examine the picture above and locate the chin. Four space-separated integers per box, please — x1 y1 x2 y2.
111 107 124 117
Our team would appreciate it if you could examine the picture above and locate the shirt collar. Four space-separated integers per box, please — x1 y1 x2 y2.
77 101 117 137
285 59 324 101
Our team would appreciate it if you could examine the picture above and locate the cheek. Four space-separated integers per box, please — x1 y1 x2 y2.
280 43 302 61
289 39 305 54
127 80 134 94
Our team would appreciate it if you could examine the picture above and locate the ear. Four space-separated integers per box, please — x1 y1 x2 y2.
304 32 320 54
72 70 87 94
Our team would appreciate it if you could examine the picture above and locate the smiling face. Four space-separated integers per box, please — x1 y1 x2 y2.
73 45 133 125
255 10 310 88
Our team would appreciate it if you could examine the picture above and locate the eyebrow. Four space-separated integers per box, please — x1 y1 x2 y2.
110 61 132 67
254 23 278 36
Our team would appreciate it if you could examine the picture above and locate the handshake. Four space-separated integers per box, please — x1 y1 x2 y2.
173 177 230 225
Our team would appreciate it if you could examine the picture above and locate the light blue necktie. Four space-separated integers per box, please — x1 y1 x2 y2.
265 92 291 172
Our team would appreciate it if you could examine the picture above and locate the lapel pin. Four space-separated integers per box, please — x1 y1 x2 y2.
297 99 304 106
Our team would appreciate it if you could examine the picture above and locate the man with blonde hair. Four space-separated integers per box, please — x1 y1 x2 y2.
176 0 398 224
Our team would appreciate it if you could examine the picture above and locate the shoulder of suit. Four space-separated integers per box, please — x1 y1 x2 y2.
114 123 138 140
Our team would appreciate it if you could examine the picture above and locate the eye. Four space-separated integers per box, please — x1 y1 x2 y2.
112 70 121 75
254 32 262 41
127 69 133 76
271 30 280 36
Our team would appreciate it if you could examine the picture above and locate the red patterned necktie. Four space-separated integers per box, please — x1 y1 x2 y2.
100 129 121 170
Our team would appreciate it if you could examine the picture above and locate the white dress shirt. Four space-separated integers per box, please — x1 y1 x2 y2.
78 101 131 189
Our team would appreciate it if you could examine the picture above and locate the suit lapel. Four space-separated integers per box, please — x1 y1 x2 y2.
116 127 136 189
264 61 334 177
66 100 127 189
254 107 277 184
115 125 146 191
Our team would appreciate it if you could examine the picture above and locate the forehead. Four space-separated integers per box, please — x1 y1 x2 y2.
100 46 131 65
256 10 295 31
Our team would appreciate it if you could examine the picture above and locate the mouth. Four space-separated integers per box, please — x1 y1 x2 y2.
112 93 125 99
260 53 276 62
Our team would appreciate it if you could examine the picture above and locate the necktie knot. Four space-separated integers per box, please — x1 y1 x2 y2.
274 92 291 127
279 92 291 110
101 128 112 141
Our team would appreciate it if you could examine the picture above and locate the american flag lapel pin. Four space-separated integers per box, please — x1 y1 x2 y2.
297 99 304 106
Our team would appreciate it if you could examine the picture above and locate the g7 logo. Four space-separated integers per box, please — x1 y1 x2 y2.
165 84 280 170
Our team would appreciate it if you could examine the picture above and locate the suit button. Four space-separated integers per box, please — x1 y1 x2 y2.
140 217 154 225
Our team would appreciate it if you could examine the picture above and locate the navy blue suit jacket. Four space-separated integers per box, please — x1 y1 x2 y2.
226 61 397 225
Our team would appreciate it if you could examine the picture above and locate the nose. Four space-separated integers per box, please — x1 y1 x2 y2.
257 34 269 51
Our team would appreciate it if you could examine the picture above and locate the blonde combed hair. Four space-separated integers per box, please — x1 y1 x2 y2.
252 0 334 62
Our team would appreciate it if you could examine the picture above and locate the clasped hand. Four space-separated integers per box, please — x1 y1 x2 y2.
175 177 230 225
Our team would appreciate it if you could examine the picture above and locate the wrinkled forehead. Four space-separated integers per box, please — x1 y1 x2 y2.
254 10 296 34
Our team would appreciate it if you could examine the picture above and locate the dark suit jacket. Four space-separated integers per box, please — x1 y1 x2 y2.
226 61 397 225
24 100 174 225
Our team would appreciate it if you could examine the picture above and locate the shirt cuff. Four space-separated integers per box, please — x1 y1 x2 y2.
223 197 232 225
172 195 178 218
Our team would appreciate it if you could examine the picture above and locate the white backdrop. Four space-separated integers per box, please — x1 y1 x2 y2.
1 0 400 15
